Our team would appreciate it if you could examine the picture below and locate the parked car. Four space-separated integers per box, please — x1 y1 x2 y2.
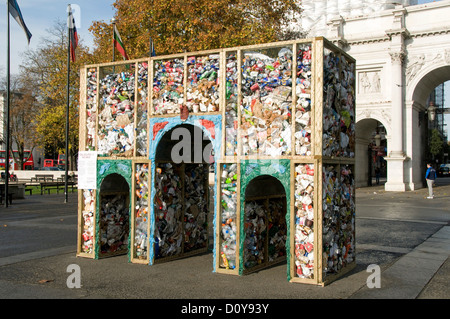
438 166 450 177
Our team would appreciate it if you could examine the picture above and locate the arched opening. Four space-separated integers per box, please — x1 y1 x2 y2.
153 124 213 261
409 66 450 187
243 175 287 273
99 173 130 257
355 119 388 187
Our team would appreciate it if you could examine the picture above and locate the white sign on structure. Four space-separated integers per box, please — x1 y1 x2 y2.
78 151 97 189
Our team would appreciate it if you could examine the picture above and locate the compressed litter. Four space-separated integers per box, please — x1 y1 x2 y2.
267 198 286 262
98 69 135 156
322 164 341 276
219 163 238 269
339 56 355 158
136 63 149 157
295 44 313 156
86 68 97 151
81 189 95 254
154 163 183 258
240 47 293 156
338 164 355 268
99 193 130 255
323 50 341 157
134 163 149 259
244 200 267 269
153 59 184 115
294 163 315 279
183 164 208 252
323 49 356 158
186 55 220 113
154 162 209 259
225 53 238 156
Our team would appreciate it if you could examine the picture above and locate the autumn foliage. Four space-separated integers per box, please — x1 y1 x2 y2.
90 0 302 62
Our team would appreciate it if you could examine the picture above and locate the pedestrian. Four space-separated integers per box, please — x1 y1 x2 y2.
375 167 380 185
425 163 437 199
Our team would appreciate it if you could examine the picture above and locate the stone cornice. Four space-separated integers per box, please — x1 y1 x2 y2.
339 27 450 46
386 28 410 39
409 28 450 38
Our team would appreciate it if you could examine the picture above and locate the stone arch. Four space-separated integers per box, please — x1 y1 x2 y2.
405 61 450 189
407 63 450 106
355 117 389 188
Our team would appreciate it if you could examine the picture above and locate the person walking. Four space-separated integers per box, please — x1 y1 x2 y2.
425 163 437 199
375 166 381 185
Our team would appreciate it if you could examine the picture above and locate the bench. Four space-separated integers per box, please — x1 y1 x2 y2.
25 187 33 196
31 174 54 183
39 181 76 195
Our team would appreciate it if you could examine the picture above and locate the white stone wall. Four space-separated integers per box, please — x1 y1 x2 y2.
299 0 450 190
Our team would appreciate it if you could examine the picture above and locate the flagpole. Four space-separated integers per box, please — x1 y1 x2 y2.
112 18 116 63
64 4 71 203
4 0 11 208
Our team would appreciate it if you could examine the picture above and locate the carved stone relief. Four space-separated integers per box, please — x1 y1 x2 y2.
406 49 450 85
358 71 381 94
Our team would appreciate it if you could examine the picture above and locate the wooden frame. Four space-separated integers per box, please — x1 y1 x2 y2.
215 160 241 275
130 160 151 264
77 37 356 285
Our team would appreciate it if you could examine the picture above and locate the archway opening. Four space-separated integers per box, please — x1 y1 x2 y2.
411 67 450 186
99 173 130 257
154 124 213 261
243 175 287 273
355 119 388 187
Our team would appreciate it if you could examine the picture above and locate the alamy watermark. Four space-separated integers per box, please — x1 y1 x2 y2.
366 264 381 288
170 127 213 164
66 264 81 288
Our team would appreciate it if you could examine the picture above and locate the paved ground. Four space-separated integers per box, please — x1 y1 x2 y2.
0 179 449 306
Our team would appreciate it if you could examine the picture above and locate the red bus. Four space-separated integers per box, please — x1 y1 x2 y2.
0 150 34 170
44 159 56 167
57 153 66 168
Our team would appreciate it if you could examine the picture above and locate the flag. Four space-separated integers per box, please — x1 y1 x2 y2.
150 37 156 57
68 4 78 62
113 25 130 60
8 0 32 44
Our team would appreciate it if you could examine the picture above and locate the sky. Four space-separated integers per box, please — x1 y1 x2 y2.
0 0 116 75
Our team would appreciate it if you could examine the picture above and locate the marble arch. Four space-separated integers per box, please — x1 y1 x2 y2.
299 0 450 190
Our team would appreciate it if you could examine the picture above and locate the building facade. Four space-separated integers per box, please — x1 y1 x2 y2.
299 0 450 190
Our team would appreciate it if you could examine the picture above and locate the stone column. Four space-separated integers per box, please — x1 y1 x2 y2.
384 5 409 191
389 50 405 157
384 50 407 191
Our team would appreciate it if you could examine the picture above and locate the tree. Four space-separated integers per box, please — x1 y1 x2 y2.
0 73 39 170
20 20 93 170
10 74 40 170
89 0 302 62
430 128 443 158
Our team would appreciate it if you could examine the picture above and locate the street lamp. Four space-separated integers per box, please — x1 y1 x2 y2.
428 102 436 122
374 132 381 147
